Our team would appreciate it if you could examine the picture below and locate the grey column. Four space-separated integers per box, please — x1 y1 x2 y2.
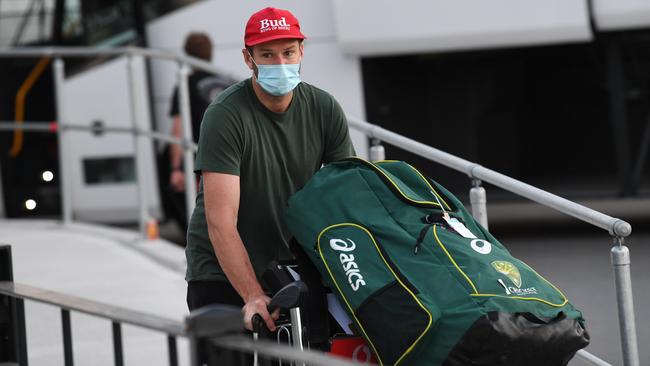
469 179 488 230
53 58 73 225
611 242 639 366
127 54 149 237
178 63 196 222
369 138 385 161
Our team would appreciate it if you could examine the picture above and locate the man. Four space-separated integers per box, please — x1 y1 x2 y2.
165 32 235 232
185 7 355 333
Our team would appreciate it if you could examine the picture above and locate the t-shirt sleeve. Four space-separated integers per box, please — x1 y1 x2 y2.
169 87 179 117
322 96 356 164
194 104 243 176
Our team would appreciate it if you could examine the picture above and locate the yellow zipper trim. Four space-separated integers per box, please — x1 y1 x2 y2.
521 262 570 305
433 226 568 307
402 162 452 211
470 293 568 307
348 157 449 209
317 223 433 366
433 226 479 294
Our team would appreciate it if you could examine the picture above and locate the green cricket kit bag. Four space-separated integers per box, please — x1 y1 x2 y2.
285 158 589 366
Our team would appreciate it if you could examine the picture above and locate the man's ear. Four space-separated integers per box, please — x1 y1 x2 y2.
242 48 254 70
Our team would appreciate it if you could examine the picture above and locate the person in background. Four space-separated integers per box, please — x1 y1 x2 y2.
165 32 236 234
185 6 355 334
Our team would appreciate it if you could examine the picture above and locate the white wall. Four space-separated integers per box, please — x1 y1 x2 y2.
592 0 650 31
62 55 161 222
333 0 592 56
145 0 368 157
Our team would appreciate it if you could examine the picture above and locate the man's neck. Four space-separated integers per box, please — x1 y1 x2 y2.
251 76 293 113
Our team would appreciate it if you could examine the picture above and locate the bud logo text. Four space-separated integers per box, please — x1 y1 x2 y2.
259 17 290 33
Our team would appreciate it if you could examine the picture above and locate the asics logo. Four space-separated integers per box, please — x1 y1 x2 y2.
330 238 366 291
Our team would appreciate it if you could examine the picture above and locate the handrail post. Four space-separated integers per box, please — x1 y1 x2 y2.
167 335 179 366
61 309 74 366
112 322 124 366
611 237 639 366
54 57 73 225
0 244 28 365
469 179 489 230
188 332 200 366
178 63 197 223
127 53 149 238
369 138 385 161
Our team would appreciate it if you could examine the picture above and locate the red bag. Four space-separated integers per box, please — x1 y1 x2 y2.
328 336 378 364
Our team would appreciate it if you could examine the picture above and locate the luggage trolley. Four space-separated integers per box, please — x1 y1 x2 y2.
252 260 377 366
252 281 308 366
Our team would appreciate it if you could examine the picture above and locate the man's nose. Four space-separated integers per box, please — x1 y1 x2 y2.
274 55 287 64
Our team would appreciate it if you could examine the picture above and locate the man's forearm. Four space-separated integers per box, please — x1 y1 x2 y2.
207 225 264 302
170 116 183 169
170 144 183 170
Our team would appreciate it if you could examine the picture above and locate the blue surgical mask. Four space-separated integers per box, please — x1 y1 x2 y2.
250 57 302 96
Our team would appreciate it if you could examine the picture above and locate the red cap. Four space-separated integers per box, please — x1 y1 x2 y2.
244 7 306 47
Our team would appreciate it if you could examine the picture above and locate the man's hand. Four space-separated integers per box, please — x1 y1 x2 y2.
242 294 279 331
170 169 185 192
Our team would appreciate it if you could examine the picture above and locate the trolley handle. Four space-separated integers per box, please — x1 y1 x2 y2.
252 314 266 335
252 281 307 333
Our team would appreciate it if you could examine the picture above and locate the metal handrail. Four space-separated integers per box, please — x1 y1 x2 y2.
0 243 361 366
347 117 632 238
0 281 185 336
0 121 198 150
0 280 613 366
0 47 206 228
577 350 614 366
0 281 361 366
212 335 366 366
0 46 228 77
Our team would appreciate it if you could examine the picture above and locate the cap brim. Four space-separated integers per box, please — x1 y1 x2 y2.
245 34 306 47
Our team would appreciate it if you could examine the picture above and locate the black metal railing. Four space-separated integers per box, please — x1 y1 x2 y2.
0 244 359 366
0 244 187 366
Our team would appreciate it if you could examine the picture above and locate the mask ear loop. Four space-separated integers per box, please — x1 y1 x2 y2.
247 50 257 67
246 50 259 78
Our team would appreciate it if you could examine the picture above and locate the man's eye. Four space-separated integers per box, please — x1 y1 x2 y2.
285 51 295 57
262 53 272 58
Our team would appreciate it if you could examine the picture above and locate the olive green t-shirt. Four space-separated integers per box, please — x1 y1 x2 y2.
186 78 355 282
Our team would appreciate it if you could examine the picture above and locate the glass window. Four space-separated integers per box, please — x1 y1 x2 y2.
83 156 135 184
62 0 137 46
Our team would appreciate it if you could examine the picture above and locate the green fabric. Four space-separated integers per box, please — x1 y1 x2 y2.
186 78 355 282
286 158 585 366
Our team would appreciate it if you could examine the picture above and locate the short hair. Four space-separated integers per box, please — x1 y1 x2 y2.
184 32 212 61
246 39 303 57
